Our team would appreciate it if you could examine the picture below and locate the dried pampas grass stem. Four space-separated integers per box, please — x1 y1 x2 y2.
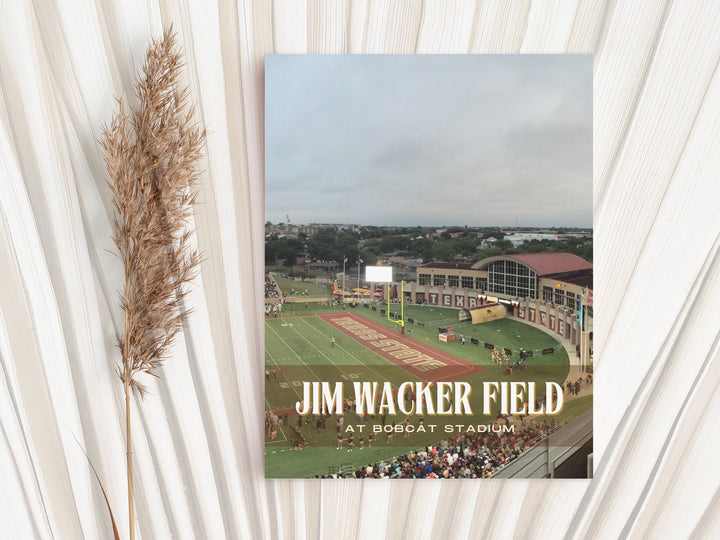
101 27 204 540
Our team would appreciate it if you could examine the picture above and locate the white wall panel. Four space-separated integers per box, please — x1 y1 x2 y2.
0 0 718 538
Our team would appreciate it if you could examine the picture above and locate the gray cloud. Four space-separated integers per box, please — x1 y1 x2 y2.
266 55 592 227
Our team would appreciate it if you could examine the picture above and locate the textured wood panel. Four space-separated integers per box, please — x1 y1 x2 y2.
0 0 718 538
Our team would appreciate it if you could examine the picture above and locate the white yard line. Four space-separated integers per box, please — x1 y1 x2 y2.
265 321 311 407
296 316 388 382
264 341 280 367
285 319 344 367
265 320 323 381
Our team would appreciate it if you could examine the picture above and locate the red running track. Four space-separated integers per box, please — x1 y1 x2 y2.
317 311 484 381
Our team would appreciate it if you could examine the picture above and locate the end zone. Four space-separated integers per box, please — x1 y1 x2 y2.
318 312 485 381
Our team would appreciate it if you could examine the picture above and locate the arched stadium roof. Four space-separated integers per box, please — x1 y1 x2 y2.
471 252 592 276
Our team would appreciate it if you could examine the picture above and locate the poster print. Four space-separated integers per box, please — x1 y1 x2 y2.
264 55 592 478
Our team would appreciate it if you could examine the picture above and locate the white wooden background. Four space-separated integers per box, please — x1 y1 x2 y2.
1 1 719 538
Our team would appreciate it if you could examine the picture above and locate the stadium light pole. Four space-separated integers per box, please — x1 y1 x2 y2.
400 280 405 330
579 290 586 372
342 255 346 305
386 280 405 335
366 265 403 333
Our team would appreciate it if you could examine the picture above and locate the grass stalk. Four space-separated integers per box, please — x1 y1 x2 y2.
101 26 203 540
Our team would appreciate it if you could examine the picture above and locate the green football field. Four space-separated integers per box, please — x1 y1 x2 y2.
271 276 332 298
265 302 583 478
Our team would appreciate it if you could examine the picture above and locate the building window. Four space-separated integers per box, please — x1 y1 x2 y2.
488 260 538 299
543 286 553 302
433 274 446 286
462 276 473 289
554 288 564 305
418 274 430 285
448 275 459 287
566 291 576 310
475 277 487 291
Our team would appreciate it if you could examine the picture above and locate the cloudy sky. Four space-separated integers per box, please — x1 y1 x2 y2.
265 55 592 228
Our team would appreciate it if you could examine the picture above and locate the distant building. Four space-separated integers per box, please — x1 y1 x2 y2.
408 252 593 351
297 251 311 265
415 252 591 302
265 222 359 238
308 261 340 272
480 237 497 249
506 232 559 246
308 223 360 233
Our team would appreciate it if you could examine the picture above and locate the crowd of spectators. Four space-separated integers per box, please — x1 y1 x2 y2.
320 419 559 479
265 274 280 298
567 373 592 395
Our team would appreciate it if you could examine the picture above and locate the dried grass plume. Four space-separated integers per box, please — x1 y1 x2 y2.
102 28 204 397
100 28 204 540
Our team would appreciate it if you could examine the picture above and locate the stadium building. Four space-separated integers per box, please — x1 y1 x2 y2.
404 252 593 361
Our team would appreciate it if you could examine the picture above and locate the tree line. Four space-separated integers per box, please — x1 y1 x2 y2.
265 226 592 268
